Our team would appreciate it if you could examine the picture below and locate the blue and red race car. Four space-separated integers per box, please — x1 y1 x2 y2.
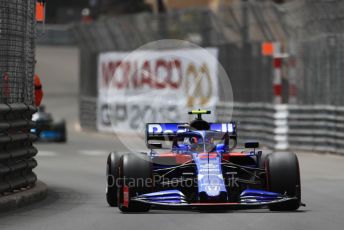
106 110 303 212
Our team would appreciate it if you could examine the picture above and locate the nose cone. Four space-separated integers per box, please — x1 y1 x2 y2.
194 153 227 200
204 184 221 197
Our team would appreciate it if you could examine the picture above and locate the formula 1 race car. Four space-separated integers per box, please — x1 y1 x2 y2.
106 110 303 212
31 105 67 142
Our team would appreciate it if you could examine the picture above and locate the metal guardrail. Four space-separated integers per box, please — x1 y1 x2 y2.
36 24 75 46
288 105 344 154
0 104 38 194
80 96 97 131
218 102 344 155
217 102 288 150
80 98 344 155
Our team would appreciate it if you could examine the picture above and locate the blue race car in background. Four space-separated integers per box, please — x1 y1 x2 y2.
106 110 303 212
31 105 67 143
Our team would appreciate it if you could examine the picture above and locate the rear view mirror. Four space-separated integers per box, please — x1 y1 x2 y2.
245 141 259 149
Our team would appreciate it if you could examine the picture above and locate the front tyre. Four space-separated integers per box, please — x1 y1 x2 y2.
258 151 271 169
266 152 301 211
118 154 152 212
106 152 124 207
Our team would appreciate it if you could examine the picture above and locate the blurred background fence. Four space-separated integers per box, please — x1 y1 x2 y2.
279 0 344 105
36 24 75 46
73 4 278 129
0 0 38 195
70 0 344 153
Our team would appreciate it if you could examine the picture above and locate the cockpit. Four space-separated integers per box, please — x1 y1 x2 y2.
173 131 235 153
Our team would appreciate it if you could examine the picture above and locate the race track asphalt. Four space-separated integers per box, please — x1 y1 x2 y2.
0 46 343 230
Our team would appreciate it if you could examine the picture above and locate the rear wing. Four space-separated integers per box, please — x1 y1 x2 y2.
146 122 237 149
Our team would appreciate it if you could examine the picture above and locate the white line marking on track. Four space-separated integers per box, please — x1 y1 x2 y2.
78 150 108 156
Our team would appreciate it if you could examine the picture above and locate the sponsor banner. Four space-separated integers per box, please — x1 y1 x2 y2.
146 123 235 135
97 48 219 132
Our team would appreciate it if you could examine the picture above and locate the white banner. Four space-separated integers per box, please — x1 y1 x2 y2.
97 48 219 132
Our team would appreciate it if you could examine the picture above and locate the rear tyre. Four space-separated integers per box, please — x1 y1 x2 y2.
266 152 301 211
55 121 67 143
106 152 124 207
118 154 152 212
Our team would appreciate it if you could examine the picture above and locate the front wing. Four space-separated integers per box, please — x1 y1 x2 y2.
131 189 298 209
132 197 297 208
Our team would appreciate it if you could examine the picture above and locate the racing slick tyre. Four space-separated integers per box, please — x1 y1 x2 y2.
266 152 301 211
258 151 271 169
258 151 271 188
106 152 125 207
118 154 153 213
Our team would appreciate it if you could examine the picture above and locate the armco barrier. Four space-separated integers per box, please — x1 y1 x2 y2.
79 98 344 154
80 96 98 131
217 102 289 150
218 102 344 154
288 105 344 154
36 24 75 46
0 104 38 194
